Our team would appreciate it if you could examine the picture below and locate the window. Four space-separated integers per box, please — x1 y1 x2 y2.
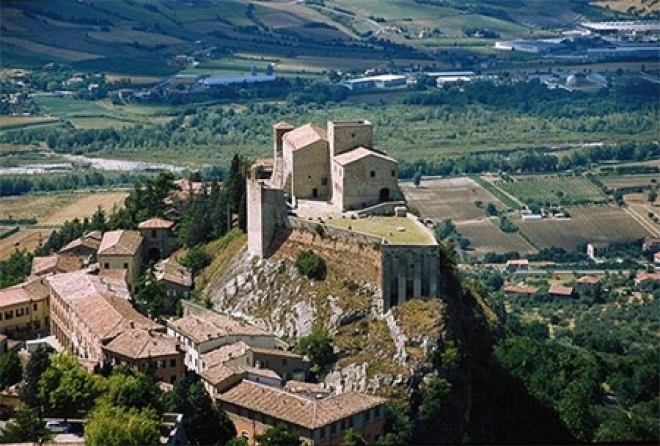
391 170 396 177
241 431 249 440
308 175 312 180
151 230 157 238
282 359 287 366
104 263 109 269
16 308 24 317
321 177 328 186
123 263 128 269
33 303 37 311
170 359 177 367
5 311 13 320
370 170 375 178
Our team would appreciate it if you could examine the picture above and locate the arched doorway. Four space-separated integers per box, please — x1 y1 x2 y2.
147 247 162 263
379 188 390 202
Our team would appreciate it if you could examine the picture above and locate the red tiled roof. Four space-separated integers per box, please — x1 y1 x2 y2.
138 218 174 230
201 341 250 369
503 284 539 295
102 328 180 360
0 278 49 308
155 258 192 287
283 123 327 151
635 271 660 283
333 147 397 167
98 230 143 256
168 312 268 344
548 285 574 296
31 255 82 277
217 380 386 430
577 275 601 285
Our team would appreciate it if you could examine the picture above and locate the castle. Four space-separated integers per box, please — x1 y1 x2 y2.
247 120 443 311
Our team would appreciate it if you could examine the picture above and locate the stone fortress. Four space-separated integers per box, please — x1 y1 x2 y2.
247 119 443 311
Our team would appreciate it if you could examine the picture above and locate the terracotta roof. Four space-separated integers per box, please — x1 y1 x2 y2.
47 269 130 301
283 123 327 151
201 365 245 386
102 328 180 360
333 147 397 167
31 255 82 276
168 312 268 344
0 278 49 308
251 347 303 359
635 271 660 283
47 271 159 340
273 121 295 129
59 233 101 255
217 380 386 430
201 341 250 369
504 284 539 295
238 365 280 380
284 380 330 396
98 230 143 256
577 275 601 285
155 258 192 287
548 285 574 296
138 218 174 230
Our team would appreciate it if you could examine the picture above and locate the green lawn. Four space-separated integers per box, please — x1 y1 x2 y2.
497 176 608 206
327 215 434 245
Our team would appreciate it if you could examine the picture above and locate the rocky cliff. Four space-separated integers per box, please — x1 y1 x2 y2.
197 229 445 397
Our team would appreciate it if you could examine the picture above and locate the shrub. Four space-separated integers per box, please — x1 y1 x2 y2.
295 250 326 280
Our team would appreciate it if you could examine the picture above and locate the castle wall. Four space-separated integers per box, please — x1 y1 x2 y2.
247 177 287 258
328 121 373 157
381 244 441 312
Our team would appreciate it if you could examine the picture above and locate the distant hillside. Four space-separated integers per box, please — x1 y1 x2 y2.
0 0 631 74
591 0 660 16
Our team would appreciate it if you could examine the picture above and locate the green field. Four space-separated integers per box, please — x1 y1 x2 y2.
496 176 609 206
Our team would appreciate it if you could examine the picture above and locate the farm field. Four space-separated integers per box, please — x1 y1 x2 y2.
40 192 128 226
400 177 504 223
0 116 59 131
0 191 127 260
496 175 608 206
0 228 54 260
598 174 659 190
0 195 77 222
456 220 537 257
515 206 651 251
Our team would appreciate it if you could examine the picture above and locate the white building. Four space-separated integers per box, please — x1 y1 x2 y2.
341 74 408 91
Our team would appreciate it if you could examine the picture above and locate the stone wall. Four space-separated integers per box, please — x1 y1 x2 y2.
328 120 373 157
287 217 384 248
247 176 287 258
333 155 399 211
381 244 441 312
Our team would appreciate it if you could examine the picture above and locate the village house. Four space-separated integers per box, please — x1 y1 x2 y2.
154 257 193 302
30 254 82 278
548 285 575 297
577 275 601 286
57 230 102 258
138 218 177 261
586 242 610 260
166 307 284 373
505 258 530 272
216 380 387 446
97 230 143 289
634 271 660 285
504 284 539 295
0 278 50 339
102 328 184 384
198 340 306 396
47 270 161 363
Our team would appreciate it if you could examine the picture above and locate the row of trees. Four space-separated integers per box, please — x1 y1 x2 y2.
1 346 237 445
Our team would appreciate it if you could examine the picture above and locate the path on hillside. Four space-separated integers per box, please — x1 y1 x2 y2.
294 0 386 34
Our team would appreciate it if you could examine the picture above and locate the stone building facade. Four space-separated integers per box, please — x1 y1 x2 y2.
247 119 442 310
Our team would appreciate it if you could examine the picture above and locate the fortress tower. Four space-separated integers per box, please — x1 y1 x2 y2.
327 120 373 157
